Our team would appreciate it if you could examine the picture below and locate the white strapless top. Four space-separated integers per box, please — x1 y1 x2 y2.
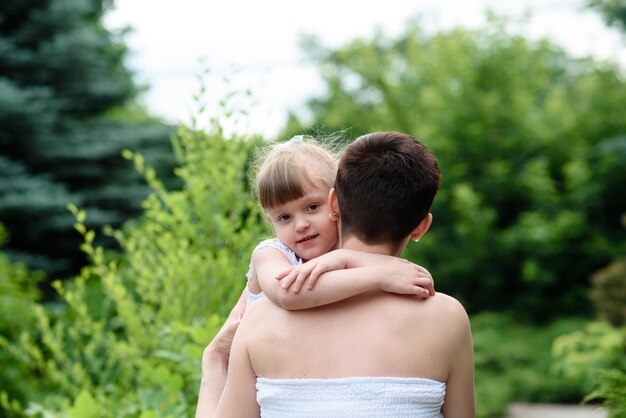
256 376 445 417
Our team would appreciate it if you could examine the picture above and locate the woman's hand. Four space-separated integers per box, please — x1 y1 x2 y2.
196 290 248 418
202 291 247 373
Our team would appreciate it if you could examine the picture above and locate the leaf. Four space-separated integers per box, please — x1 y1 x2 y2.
66 390 98 418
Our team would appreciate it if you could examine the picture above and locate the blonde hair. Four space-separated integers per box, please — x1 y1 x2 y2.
254 135 340 210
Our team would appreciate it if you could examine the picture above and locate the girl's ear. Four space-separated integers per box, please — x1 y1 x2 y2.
328 188 339 215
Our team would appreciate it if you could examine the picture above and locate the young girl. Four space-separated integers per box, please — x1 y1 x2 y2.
246 135 434 310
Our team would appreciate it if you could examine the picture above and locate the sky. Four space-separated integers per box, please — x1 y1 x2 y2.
104 0 624 138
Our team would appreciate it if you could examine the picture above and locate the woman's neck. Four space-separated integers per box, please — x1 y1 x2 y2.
340 236 403 257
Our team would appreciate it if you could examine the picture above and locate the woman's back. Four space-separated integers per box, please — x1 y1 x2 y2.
242 291 471 416
247 291 467 383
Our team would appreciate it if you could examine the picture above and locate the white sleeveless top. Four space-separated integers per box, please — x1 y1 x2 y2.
246 238 302 305
256 376 445 417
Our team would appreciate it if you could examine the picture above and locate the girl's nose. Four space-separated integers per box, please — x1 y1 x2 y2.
295 218 309 232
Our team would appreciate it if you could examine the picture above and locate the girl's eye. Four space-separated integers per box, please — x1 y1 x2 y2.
307 204 320 212
277 214 291 222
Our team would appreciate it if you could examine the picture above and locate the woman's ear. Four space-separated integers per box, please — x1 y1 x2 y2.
410 213 433 242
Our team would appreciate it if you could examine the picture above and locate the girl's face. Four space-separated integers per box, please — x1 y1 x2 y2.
267 182 338 262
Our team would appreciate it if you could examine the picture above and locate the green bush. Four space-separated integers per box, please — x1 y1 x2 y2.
588 369 626 418
590 257 626 326
1 120 266 416
553 247 626 418
553 321 626 418
472 313 587 418
0 224 44 414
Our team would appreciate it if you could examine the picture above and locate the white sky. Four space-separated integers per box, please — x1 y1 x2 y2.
105 0 624 138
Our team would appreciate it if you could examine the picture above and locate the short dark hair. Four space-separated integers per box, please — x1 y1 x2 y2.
335 132 440 247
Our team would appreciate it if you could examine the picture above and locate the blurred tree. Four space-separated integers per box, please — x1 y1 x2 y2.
588 0 626 32
0 0 177 281
286 19 626 321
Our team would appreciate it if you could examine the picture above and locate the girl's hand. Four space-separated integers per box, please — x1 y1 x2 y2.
377 259 435 298
275 250 348 293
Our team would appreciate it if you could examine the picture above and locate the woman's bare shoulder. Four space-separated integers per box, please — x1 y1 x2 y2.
422 292 471 335
389 292 470 332
429 292 468 313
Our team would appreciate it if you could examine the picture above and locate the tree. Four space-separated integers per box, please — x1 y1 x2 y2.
286 18 626 320
588 0 626 32
0 0 177 280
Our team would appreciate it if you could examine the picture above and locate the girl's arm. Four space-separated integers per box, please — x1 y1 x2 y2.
255 248 434 311
277 249 432 291
251 247 306 309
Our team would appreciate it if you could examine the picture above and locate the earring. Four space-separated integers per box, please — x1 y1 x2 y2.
410 233 420 242
328 212 338 222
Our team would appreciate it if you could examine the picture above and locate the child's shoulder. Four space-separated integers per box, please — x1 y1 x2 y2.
251 238 301 265
255 237 285 249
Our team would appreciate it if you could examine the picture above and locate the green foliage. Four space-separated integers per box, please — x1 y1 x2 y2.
553 322 625 387
1 117 266 416
0 0 177 278
472 313 587 418
0 224 42 335
553 321 626 417
590 256 626 326
0 224 44 413
288 19 626 321
587 369 626 418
